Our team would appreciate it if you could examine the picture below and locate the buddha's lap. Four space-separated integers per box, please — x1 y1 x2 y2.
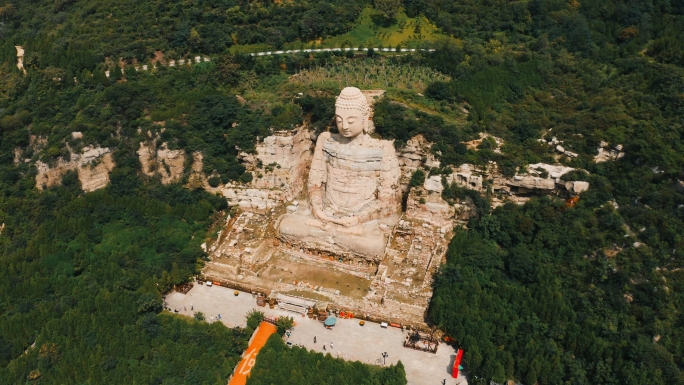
278 213 387 256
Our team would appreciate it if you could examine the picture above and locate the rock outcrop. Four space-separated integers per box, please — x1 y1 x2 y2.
443 162 589 197
594 141 624 163
15 46 26 75
138 142 186 184
465 133 504 154
446 164 484 191
36 146 115 192
240 128 312 202
398 135 437 191
676 180 684 194
505 163 589 195
508 175 556 190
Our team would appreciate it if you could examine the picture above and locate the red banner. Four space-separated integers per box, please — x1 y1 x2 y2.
229 322 277 385
453 349 463 378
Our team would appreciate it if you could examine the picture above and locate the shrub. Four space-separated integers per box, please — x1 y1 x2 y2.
409 169 426 187
208 176 221 188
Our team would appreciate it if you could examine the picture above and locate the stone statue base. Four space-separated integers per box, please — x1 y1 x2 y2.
277 200 398 261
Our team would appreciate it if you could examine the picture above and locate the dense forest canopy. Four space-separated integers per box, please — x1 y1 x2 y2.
246 335 407 385
0 0 683 384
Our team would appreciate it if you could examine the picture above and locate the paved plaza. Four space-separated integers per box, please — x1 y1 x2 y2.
165 284 468 385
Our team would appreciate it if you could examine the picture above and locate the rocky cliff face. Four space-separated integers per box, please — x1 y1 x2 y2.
216 128 313 210
243 128 312 201
138 142 186 184
397 135 438 192
36 146 115 192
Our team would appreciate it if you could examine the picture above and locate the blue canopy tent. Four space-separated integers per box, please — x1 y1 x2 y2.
324 317 337 328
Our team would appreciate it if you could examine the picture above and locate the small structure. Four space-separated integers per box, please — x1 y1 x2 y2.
275 293 316 314
403 330 439 353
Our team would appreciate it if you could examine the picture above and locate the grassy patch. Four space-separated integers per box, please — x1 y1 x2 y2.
290 58 449 91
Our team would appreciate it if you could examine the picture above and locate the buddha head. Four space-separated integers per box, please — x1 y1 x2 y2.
335 87 370 139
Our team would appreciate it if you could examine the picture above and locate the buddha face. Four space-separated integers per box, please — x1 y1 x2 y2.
335 108 365 138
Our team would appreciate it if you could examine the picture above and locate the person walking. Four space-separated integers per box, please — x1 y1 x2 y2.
330 342 334 349
314 336 317 344
323 344 326 351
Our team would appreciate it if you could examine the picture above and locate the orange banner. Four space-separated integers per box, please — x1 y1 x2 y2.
229 322 277 385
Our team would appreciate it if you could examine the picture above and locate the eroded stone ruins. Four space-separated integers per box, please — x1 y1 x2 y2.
201 87 591 328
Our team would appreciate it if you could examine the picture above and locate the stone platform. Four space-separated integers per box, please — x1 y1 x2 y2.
202 199 455 328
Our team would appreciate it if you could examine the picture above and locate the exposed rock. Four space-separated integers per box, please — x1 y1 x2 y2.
423 175 444 193
555 145 565 153
138 142 186 184
79 154 116 192
15 46 26 75
565 181 589 194
676 180 684 194
508 176 556 190
71 132 83 140
222 188 283 210
241 128 313 202
446 164 484 191
594 142 625 163
36 146 115 192
506 163 590 195
185 151 206 189
13 148 22 165
30 135 48 153
528 163 575 180
465 133 504 154
398 135 431 190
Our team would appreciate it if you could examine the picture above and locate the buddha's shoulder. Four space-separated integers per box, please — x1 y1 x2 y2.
316 131 333 144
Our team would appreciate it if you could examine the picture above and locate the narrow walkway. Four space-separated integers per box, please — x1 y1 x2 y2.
248 47 436 56
107 47 436 77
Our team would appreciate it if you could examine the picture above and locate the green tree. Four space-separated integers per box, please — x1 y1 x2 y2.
374 0 402 20
409 169 425 187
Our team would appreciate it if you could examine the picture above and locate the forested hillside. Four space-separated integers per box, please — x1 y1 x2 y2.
0 0 683 384
0 177 252 383
247 335 407 385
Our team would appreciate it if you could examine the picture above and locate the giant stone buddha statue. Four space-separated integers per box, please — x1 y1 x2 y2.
278 87 401 259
